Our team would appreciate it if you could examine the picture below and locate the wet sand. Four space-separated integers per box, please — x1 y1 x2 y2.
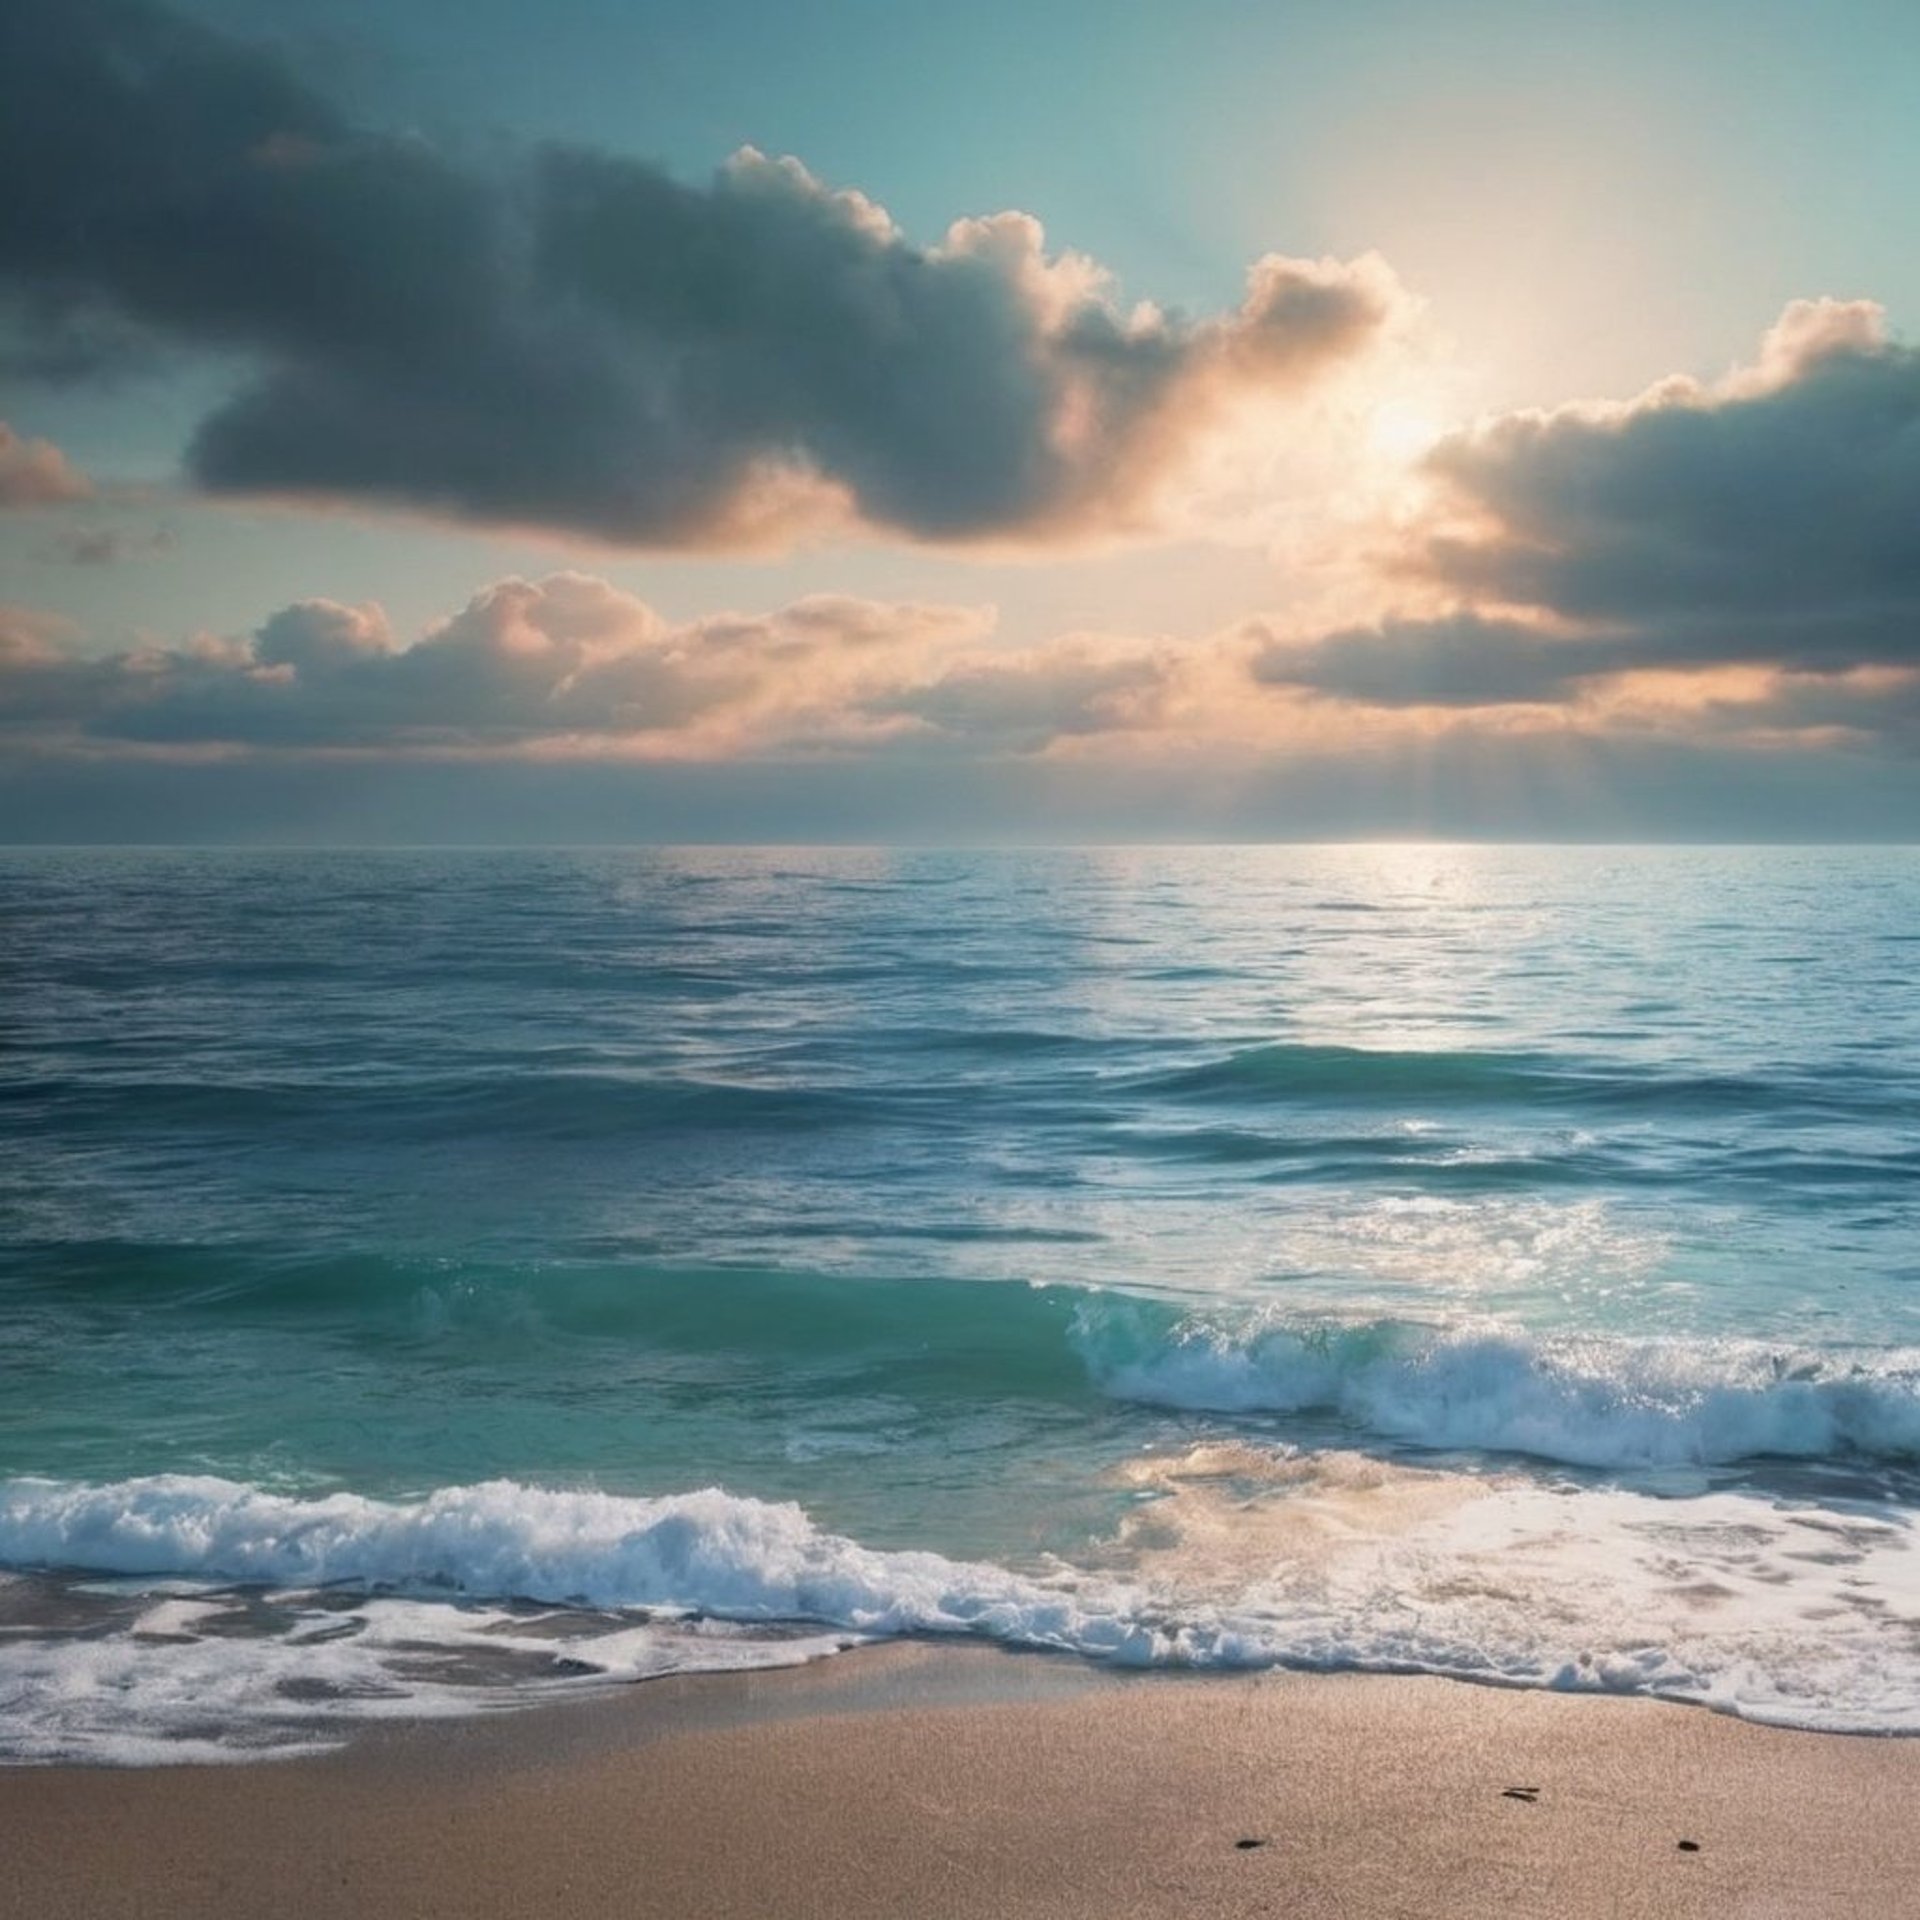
7 1643 1919 1919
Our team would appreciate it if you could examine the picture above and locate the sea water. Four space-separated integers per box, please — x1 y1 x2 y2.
1 844 1916 1761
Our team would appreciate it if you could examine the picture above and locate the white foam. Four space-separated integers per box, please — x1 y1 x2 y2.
130 1596 232 1639
0 1587 859 1766
0 1474 1158 1761
1149 1466 1920 1733
1076 1308 1920 1468
2 1469 1917 1761
0 1475 1155 1653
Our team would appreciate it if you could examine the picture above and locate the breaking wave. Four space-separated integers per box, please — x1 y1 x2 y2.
5 1467 1919 1760
1075 1305 1920 1469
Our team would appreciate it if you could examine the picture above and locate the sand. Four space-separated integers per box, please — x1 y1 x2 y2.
7 1643 1919 1918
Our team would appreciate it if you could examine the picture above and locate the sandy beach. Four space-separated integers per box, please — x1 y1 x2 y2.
8 1644 1919 1919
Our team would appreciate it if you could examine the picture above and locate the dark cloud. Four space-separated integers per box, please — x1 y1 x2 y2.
1245 603 1920 714
0 0 1402 548
1250 613 1633 708
1418 301 1920 652
1249 304 1920 734
1689 668 1920 751
52 524 173 565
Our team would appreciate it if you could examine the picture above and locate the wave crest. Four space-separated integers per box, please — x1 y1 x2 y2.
1074 1306 1920 1468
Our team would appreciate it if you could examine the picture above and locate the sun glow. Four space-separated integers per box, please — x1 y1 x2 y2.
1364 397 1447 465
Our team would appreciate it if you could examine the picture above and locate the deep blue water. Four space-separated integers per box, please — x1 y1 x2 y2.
2 845 1917 1759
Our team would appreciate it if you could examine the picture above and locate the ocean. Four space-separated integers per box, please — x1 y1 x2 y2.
2 844 1916 1762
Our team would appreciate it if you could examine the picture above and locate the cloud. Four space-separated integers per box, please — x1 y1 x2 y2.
871 643 1176 750
0 573 1024 753
1415 299 1920 652
0 567 1265 760
13 559 1909 769
6 561 1916 841
0 603 76 655
1243 606 1920 722
0 0 1405 551
1685 666 1920 752
52 524 173 565
1249 613 1630 708
1238 302 1920 745
0 422 90 507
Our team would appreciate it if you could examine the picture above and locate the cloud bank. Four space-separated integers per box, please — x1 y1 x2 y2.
0 0 1404 550
2 554 1912 846
1256 301 1920 750
0 574 1028 753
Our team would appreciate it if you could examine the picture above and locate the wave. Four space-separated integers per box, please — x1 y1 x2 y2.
5 1469 1919 1759
1135 1040 1900 1120
4 1072 882 1140
16 1041 1906 1154
0 1476 1151 1655
1141 1043 1549 1105
13 1249 1920 1473
1076 1306 1920 1469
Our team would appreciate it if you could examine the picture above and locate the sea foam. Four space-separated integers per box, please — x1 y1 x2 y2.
0 1475 1159 1654
4 1467 1919 1760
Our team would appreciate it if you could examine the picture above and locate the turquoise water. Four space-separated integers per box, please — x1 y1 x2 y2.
2 846 1917 1758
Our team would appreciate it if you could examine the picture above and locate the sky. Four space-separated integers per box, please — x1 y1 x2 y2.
3 0 1918 841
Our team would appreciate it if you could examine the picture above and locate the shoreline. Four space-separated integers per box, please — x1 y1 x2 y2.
9 1644 1920 1918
